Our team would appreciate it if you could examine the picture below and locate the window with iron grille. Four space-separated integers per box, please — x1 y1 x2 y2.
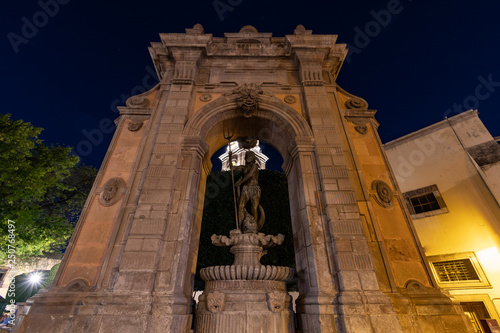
432 259 479 282
428 252 491 289
403 184 448 218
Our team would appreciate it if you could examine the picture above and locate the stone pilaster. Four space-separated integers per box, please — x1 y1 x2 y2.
292 47 404 332
111 44 207 333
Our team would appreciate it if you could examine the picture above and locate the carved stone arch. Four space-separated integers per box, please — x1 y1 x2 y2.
180 92 327 315
183 93 314 171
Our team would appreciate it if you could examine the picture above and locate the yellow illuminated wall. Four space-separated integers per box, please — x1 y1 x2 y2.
385 110 500 322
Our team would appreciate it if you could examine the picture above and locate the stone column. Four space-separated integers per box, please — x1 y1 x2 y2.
284 136 339 332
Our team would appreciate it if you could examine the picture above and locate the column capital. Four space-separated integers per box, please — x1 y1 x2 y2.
181 135 209 157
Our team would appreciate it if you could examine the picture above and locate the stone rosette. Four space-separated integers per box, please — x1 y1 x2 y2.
372 179 394 208
284 95 296 104
199 93 212 102
99 177 125 207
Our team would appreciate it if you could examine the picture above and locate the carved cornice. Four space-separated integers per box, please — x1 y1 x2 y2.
344 110 377 123
149 25 348 83
117 107 152 116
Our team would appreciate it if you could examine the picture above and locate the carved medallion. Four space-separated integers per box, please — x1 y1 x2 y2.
267 291 287 313
207 291 225 313
355 125 368 134
345 97 368 110
233 83 263 117
128 121 143 132
284 95 296 104
372 180 393 208
99 177 125 207
199 93 212 102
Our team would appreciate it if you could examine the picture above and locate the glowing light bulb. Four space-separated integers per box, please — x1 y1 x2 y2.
29 272 43 285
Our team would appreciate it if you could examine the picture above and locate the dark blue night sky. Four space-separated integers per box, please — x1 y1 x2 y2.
2 0 500 171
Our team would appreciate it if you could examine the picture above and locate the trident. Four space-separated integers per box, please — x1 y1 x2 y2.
223 126 239 230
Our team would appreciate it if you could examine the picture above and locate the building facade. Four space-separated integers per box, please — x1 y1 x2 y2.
385 110 500 332
12 26 475 333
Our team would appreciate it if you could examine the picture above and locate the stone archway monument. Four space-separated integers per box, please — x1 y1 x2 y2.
14 25 474 333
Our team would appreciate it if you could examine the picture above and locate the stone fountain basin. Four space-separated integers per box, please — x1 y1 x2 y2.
200 264 293 281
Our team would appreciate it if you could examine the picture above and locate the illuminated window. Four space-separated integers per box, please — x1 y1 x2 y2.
403 185 448 218
428 252 491 289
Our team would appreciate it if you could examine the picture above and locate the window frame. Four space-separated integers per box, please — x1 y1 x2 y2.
403 184 449 219
428 252 491 290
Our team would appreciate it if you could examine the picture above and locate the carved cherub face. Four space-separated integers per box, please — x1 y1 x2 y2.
235 84 262 117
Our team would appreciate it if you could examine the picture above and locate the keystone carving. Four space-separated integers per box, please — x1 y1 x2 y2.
231 83 263 117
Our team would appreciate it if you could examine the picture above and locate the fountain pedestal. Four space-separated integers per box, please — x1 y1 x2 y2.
196 230 295 333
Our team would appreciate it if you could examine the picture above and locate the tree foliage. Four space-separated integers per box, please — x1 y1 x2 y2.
196 170 295 289
0 114 97 263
